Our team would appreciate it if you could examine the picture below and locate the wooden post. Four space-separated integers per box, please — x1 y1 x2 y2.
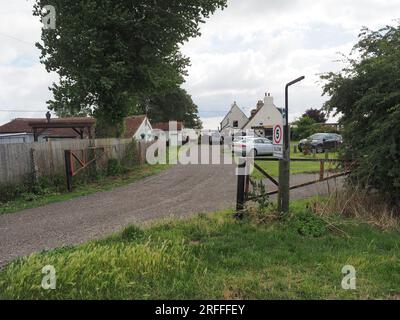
319 160 325 181
64 150 73 192
278 148 290 213
236 160 247 219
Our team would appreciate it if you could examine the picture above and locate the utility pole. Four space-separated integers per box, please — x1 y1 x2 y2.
278 76 305 213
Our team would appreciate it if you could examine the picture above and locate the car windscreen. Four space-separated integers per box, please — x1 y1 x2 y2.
309 134 326 140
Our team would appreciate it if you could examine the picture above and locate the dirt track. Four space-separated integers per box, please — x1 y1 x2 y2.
0 157 343 267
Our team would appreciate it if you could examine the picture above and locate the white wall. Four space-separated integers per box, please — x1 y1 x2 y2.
134 118 154 142
221 103 248 132
243 95 283 131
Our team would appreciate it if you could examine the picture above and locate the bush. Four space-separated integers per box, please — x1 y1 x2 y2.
106 159 124 176
322 24 400 207
291 116 318 141
289 211 328 238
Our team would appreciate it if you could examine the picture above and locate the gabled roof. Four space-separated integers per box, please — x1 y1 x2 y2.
123 115 148 139
152 121 184 131
241 102 284 129
220 102 248 130
0 118 94 138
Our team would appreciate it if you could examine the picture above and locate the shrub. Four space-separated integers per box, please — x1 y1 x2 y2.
321 24 400 207
106 159 124 176
289 211 328 238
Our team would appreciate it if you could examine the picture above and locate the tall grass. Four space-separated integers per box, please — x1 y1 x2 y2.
311 186 399 230
0 203 399 300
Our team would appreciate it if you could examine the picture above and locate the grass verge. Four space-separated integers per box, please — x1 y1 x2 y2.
0 198 398 300
253 149 339 179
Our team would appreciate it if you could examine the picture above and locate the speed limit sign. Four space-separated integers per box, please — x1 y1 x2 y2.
273 124 284 159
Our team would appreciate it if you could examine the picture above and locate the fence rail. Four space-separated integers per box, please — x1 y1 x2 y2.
0 138 143 186
237 157 355 212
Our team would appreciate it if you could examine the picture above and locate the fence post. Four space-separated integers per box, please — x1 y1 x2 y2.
236 159 247 219
319 160 325 181
64 150 73 192
138 141 147 165
30 148 39 184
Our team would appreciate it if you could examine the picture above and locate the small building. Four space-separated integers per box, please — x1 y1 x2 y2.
220 102 249 134
152 121 188 145
0 117 95 144
242 93 284 140
123 115 153 142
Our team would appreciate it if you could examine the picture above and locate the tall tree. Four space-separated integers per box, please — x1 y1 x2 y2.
140 88 203 129
321 24 400 206
303 108 327 124
33 0 226 136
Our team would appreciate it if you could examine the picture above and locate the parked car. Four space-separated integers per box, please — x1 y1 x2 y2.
298 133 342 153
233 137 274 157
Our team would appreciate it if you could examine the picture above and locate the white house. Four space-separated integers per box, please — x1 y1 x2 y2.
220 102 249 133
123 115 154 142
242 93 284 140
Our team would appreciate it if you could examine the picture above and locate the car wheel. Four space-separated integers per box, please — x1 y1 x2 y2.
249 149 257 158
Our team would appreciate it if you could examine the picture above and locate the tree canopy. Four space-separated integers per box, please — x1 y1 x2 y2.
321 23 400 206
303 108 327 124
33 0 226 135
139 88 202 129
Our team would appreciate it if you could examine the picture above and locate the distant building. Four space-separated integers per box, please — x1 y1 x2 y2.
152 121 190 145
0 117 95 144
220 102 249 133
123 115 153 142
242 93 283 140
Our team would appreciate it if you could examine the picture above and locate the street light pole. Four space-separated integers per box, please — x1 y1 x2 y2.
278 76 305 214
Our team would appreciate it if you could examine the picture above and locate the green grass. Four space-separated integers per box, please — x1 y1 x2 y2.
1 198 398 300
0 164 170 215
253 147 339 179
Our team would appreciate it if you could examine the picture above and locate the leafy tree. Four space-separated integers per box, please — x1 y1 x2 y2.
321 24 400 207
303 108 327 124
291 116 317 141
139 88 202 129
33 0 226 136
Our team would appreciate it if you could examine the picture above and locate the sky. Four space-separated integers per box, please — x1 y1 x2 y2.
0 0 399 129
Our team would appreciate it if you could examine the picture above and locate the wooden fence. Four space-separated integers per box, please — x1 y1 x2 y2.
0 138 143 186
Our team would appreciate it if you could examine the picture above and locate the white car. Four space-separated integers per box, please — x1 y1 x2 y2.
233 137 274 157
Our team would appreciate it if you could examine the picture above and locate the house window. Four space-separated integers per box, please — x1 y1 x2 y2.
233 121 239 128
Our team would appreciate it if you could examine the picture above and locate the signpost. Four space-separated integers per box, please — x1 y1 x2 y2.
273 124 284 159
278 76 305 214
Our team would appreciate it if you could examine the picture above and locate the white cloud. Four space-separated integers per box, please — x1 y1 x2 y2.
1 0 399 129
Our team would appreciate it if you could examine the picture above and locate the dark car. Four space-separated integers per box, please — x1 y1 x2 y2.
298 133 342 153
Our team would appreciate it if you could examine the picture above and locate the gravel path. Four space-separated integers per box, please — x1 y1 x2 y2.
0 153 344 267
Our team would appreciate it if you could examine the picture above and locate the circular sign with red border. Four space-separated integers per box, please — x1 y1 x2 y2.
273 125 283 145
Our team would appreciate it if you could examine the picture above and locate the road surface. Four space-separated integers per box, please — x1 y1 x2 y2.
0 156 343 267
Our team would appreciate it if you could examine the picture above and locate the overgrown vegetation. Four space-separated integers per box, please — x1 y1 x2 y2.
321 23 400 207
0 142 170 215
0 198 398 300
33 0 226 136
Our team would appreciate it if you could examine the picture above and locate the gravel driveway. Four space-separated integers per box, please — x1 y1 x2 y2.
0 153 343 267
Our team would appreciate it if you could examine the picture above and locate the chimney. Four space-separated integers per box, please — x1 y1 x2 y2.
46 111 51 123
264 92 274 106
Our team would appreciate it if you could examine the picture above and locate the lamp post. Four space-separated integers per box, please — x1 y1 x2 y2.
278 76 305 213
